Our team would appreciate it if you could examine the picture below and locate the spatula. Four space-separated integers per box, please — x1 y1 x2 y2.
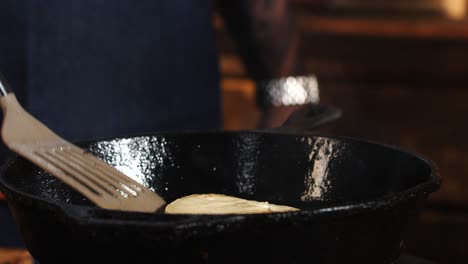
0 73 166 212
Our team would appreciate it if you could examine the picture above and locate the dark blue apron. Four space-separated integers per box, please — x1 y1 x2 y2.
0 0 220 249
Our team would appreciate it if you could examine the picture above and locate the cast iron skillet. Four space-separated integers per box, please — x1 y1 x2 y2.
0 105 440 264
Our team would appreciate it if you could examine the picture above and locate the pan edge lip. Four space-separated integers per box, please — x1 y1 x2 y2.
0 132 441 225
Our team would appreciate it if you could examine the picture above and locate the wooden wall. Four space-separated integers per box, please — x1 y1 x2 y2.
218 0 468 207
218 2 468 262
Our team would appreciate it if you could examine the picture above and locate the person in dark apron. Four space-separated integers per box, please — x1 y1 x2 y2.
0 0 310 259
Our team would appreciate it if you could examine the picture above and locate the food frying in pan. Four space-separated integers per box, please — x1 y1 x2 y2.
165 193 299 214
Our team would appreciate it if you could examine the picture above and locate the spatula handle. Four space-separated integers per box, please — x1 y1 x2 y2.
0 73 12 96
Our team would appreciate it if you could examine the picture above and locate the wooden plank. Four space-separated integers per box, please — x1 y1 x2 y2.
218 30 468 84
214 5 468 40
290 0 442 11
0 248 33 264
298 15 468 40
221 79 261 130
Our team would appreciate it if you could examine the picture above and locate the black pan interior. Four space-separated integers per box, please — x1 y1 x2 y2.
1 132 436 212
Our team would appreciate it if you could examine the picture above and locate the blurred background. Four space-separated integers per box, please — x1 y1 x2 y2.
219 0 468 263
1 0 468 263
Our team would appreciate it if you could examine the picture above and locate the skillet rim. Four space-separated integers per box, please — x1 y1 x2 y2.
0 130 441 226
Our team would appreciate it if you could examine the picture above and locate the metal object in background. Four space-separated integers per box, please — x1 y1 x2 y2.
257 75 319 108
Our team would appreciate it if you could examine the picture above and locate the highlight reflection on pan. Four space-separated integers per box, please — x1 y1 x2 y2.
0 104 440 263
0 131 440 264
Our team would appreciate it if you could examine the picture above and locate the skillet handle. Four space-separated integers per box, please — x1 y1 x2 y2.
273 104 342 132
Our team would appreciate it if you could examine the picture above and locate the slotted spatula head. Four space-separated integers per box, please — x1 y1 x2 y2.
0 74 166 212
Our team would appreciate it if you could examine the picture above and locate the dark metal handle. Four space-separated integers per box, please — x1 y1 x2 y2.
0 73 13 96
273 104 342 132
